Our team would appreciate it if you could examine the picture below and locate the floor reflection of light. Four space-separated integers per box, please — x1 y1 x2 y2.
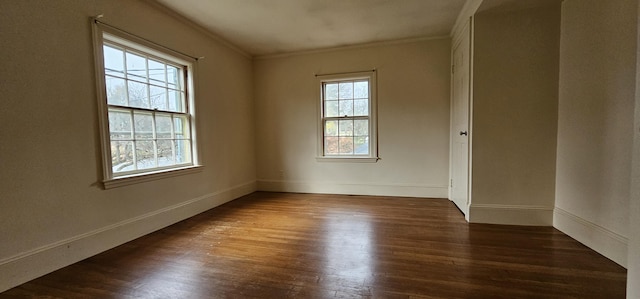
322 211 375 287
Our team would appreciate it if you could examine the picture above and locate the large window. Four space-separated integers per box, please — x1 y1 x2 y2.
93 23 200 188
318 71 378 162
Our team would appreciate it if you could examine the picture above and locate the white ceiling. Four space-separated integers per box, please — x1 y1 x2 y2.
154 0 468 56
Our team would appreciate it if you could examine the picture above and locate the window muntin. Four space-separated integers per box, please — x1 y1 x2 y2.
319 72 377 160
96 29 198 183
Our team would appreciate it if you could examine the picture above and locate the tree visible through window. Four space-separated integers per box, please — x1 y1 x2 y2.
94 26 198 184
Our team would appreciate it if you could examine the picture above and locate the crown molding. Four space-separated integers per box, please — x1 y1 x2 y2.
451 0 483 38
143 0 251 59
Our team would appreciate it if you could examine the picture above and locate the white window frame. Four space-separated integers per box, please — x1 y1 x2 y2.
316 71 379 163
92 22 201 189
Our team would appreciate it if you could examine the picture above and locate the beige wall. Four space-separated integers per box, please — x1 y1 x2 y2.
554 0 636 267
253 39 451 197
470 4 561 225
0 0 255 291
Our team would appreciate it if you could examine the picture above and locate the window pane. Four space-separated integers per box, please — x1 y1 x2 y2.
149 85 167 110
108 110 132 140
338 119 353 136
106 76 127 106
354 120 368 136
325 120 338 136
126 52 147 81
325 100 339 117
324 137 339 155
148 59 166 85
354 81 368 99
339 137 354 154
135 140 156 169
167 65 180 89
174 116 190 139
168 89 183 112
134 112 153 139
339 100 353 116
175 139 192 164
339 82 353 99
325 83 338 100
156 114 172 139
318 75 375 158
354 137 369 154
128 81 149 109
111 140 133 173
103 45 125 78
157 140 174 166
353 99 368 116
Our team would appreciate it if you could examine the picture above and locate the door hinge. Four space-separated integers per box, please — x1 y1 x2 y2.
450 179 453 187
451 65 455 74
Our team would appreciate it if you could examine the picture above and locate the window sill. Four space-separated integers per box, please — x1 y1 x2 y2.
316 157 380 163
103 165 203 189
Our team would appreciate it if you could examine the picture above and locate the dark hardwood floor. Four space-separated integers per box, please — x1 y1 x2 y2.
1 192 626 298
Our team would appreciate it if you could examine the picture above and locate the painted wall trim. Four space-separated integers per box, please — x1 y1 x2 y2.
553 207 628 267
451 0 483 38
257 180 448 198
0 181 257 293
466 15 476 223
468 203 553 226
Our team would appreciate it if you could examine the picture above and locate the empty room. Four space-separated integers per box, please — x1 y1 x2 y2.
0 0 638 298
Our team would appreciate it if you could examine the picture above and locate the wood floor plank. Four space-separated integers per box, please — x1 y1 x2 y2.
1 192 626 298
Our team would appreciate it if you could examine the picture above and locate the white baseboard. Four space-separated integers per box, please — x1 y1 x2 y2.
468 204 554 226
553 207 628 267
257 179 448 198
0 181 257 293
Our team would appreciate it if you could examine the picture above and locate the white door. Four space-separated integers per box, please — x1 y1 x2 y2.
450 22 471 216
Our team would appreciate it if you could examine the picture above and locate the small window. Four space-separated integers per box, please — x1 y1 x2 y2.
93 23 200 188
317 71 378 162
